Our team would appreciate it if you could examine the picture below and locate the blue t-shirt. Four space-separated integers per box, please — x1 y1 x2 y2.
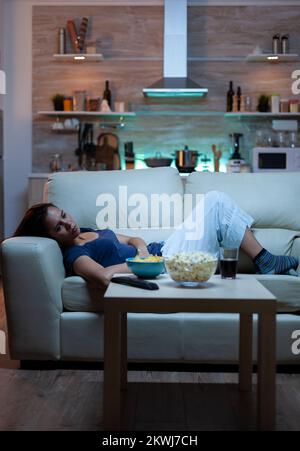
62 228 164 276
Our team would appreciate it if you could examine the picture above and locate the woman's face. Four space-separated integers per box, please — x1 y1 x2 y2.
44 206 80 246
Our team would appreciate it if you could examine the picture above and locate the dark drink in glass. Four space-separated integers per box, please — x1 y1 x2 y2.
219 247 239 279
220 258 238 279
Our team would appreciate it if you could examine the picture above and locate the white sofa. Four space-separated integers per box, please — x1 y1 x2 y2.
2 167 300 364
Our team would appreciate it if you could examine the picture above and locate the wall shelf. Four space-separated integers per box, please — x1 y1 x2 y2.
135 111 224 117
38 111 136 118
53 53 104 62
225 112 300 118
246 53 299 62
51 128 78 134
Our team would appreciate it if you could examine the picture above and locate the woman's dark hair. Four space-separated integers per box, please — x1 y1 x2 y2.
13 203 56 238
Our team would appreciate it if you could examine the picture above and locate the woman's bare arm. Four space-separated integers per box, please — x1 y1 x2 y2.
73 255 132 288
116 233 149 257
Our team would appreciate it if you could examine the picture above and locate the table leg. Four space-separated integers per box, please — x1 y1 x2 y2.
104 310 122 431
257 312 276 431
239 313 253 392
121 313 127 391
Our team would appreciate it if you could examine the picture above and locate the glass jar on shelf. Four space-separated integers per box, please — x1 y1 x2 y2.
276 131 289 148
49 154 62 172
288 131 298 148
289 99 299 114
280 98 289 113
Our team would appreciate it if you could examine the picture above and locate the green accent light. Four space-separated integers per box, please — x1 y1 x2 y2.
145 92 206 98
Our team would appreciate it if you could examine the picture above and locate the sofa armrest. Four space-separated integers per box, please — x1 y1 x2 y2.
291 237 300 277
1 237 66 360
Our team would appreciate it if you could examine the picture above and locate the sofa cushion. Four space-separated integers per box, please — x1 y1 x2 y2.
46 167 184 237
185 172 300 230
62 274 300 314
62 277 104 312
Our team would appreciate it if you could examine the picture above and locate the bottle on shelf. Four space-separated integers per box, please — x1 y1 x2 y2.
272 33 281 54
240 95 246 112
281 34 289 54
58 28 66 54
237 86 242 112
232 94 239 113
103 80 112 108
226 81 235 112
227 133 245 173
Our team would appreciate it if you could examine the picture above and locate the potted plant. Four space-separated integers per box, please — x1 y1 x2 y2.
51 93 65 111
257 94 270 113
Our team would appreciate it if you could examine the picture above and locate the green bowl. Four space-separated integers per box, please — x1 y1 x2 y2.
126 258 165 279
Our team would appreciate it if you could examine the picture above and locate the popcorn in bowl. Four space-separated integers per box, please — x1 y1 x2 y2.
164 251 218 285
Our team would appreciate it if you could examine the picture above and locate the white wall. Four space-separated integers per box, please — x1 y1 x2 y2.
0 0 4 110
3 0 32 237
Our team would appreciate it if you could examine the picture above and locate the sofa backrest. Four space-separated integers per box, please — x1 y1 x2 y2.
46 167 184 242
185 172 300 231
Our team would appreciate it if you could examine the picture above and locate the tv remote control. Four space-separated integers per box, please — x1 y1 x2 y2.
111 276 159 290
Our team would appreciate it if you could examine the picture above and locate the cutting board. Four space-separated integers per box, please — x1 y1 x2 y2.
96 133 119 170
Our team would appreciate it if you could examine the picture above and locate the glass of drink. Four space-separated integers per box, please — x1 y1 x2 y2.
219 247 239 279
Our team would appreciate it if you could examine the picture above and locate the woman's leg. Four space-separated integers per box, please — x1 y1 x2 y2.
162 190 252 257
240 227 263 259
162 191 298 275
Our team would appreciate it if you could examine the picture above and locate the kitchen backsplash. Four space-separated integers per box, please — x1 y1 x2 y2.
32 5 300 172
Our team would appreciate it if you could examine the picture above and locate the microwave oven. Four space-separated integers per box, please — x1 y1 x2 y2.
252 147 300 172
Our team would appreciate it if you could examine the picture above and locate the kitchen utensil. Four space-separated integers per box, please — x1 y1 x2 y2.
96 132 119 170
75 122 96 169
144 152 173 168
174 145 200 173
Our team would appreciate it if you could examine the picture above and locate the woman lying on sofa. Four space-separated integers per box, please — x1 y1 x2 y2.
14 191 298 287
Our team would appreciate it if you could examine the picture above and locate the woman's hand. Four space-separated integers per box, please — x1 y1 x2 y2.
73 257 132 288
137 246 150 258
116 234 149 257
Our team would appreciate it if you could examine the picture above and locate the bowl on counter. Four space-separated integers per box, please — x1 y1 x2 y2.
126 256 165 279
164 251 218 287
144 157 173 168
143 152 173 168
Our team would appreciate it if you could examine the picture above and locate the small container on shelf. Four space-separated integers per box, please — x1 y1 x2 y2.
49 154 63 172
73 90 86 111
280 98 289 113
63 97 73 111
86 97 101 112
245 96 252 112
271 94 280 113
289 99 299 113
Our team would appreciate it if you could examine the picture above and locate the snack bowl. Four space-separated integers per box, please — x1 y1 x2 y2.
126 256 165 279
164 251 218 287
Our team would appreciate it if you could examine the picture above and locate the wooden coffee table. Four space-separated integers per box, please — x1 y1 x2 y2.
103 274 277 431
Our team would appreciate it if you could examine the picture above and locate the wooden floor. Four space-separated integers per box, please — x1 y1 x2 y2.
1 282 300 431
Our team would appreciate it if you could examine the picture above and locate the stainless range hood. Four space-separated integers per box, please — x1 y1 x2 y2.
143 0 208 98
